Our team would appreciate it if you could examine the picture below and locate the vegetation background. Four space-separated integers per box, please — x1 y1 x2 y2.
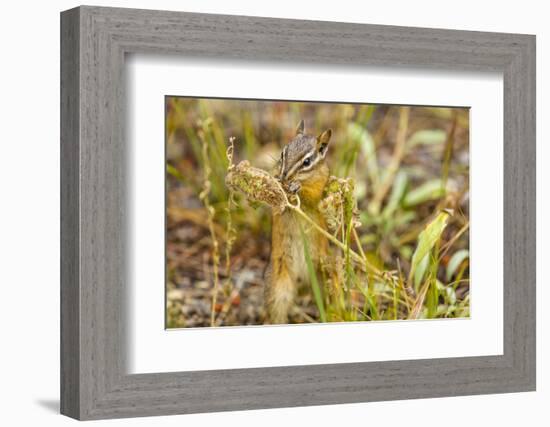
166 97 470 328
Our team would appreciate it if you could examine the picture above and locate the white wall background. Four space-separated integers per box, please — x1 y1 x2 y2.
0 0 546 425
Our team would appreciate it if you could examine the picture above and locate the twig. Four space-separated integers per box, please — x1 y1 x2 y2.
214 287 241 327
441 110 458 190
352 227 367 260
368 106 410 215
197 130 221 327
294 307 317 323
224 138 237 280
394 258 413 306
408 274 431 319
439 221 470 262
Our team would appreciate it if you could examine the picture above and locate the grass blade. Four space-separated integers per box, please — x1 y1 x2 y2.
408 210 451 292
414 253 430 289
300 224 327 323
403 179 447 207
407 129 447 148
381 170 408 219
349 122 379 190
446 249 470 282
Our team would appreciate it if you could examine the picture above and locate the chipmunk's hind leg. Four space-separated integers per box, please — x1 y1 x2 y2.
264 263 295 324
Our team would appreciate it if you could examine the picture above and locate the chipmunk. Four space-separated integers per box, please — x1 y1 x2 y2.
265 120 332 324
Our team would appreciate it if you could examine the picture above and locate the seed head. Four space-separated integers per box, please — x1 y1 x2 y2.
225 161 288 213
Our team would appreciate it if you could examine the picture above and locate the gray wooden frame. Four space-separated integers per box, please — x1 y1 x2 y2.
60 5 536 420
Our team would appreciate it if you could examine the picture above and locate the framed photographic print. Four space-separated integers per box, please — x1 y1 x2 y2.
61 6 536 420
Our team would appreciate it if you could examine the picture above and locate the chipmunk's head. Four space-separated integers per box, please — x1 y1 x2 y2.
277 120 332 189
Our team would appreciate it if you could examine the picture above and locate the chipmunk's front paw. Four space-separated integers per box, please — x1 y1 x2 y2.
287 181 301 194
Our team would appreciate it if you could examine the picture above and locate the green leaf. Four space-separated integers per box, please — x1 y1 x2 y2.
348 123 379 189
446 249 470 282
414 253 430 289
437 280 457 306
409 211 451 287
382 170 408 219
407 129 447 147
393 211 417 228
300 225 327 323
166 163 185 182
399 245 413 261
403 179 446 207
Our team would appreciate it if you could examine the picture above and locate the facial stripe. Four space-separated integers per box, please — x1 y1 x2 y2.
286 151 312 179
280 146 287 178
285 150 317 180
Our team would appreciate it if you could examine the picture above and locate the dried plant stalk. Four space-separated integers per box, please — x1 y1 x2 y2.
197 130 221 327
224 138 237 282
225 160 288 213
368 106 410 215
318 176 360 233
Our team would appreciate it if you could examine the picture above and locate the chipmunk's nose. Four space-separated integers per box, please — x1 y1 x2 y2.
276 171 287 182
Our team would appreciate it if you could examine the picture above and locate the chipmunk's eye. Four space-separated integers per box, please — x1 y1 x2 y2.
302 157 312 167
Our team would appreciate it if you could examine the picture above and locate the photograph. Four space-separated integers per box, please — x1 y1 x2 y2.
165 97 470 328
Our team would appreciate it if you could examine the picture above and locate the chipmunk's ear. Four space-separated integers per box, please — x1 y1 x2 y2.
317 129 332 157
295 119 305 136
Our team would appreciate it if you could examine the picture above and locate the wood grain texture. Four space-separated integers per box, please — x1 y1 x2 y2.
60 5 536 420
60 7 80 419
